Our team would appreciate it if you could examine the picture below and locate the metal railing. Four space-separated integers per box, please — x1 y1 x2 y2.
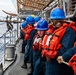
0 29 17 44
0 29 18 64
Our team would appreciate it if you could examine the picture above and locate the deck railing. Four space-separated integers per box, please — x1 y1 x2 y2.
0 29 18 64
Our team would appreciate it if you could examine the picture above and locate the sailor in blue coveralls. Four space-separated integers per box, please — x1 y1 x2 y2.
33 19 48 75
42 7 76 75
21 16 36 72
20 21 27 53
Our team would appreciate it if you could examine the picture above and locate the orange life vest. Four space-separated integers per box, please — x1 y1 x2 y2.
68 54 76 74
32 34 43 51
32 25 54 51
22 25 35 40
42 25 55 49
42 22 76 59
74 42 76 46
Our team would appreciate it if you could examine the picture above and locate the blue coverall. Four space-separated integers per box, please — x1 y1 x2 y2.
62 47 76 61
61 32 76 61
24 29 37 66
33 57 45 75
21 40 27 53
33 40 45 75
45 27 76 75
20 30 27 53
59 46 76 75
33 50 41 66
20 30 24 39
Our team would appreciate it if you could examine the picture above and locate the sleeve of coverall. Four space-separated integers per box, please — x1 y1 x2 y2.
58 27 75 56
62 47 76 61
27 29 37 46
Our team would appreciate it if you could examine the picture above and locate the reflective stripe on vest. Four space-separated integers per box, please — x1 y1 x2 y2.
42 23 68 58
32 35 42 51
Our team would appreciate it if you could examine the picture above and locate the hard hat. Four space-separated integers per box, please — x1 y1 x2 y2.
22 21 27 28
50 7 65 20
26 15 35 25
34 16 41 22
35 19 48 30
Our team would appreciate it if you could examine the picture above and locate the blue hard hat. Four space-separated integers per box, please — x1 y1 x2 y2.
50 7 65 20
34 16 41 22
22 21 27 28
26 15 35 25
35 19 48 30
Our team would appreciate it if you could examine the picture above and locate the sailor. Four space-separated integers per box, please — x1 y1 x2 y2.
21 15 36 70
32 19 49 75
20 21 27 53
57 8 76 75
42 7 76 75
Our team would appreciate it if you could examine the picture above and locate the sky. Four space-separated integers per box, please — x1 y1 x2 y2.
0 0 17 17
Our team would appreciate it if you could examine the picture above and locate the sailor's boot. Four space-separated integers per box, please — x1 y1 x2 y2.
21 61 27 69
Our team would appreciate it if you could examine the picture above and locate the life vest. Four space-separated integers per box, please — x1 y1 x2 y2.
32 33 43 51
42 22 76 59
22 25 35 40
21 25 29 35
32 25 54 51
43 25 54 49
68 22 76 32
68 54 76 74
74 42 76 46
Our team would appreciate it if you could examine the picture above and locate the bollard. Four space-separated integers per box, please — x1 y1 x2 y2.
5 44 15 60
